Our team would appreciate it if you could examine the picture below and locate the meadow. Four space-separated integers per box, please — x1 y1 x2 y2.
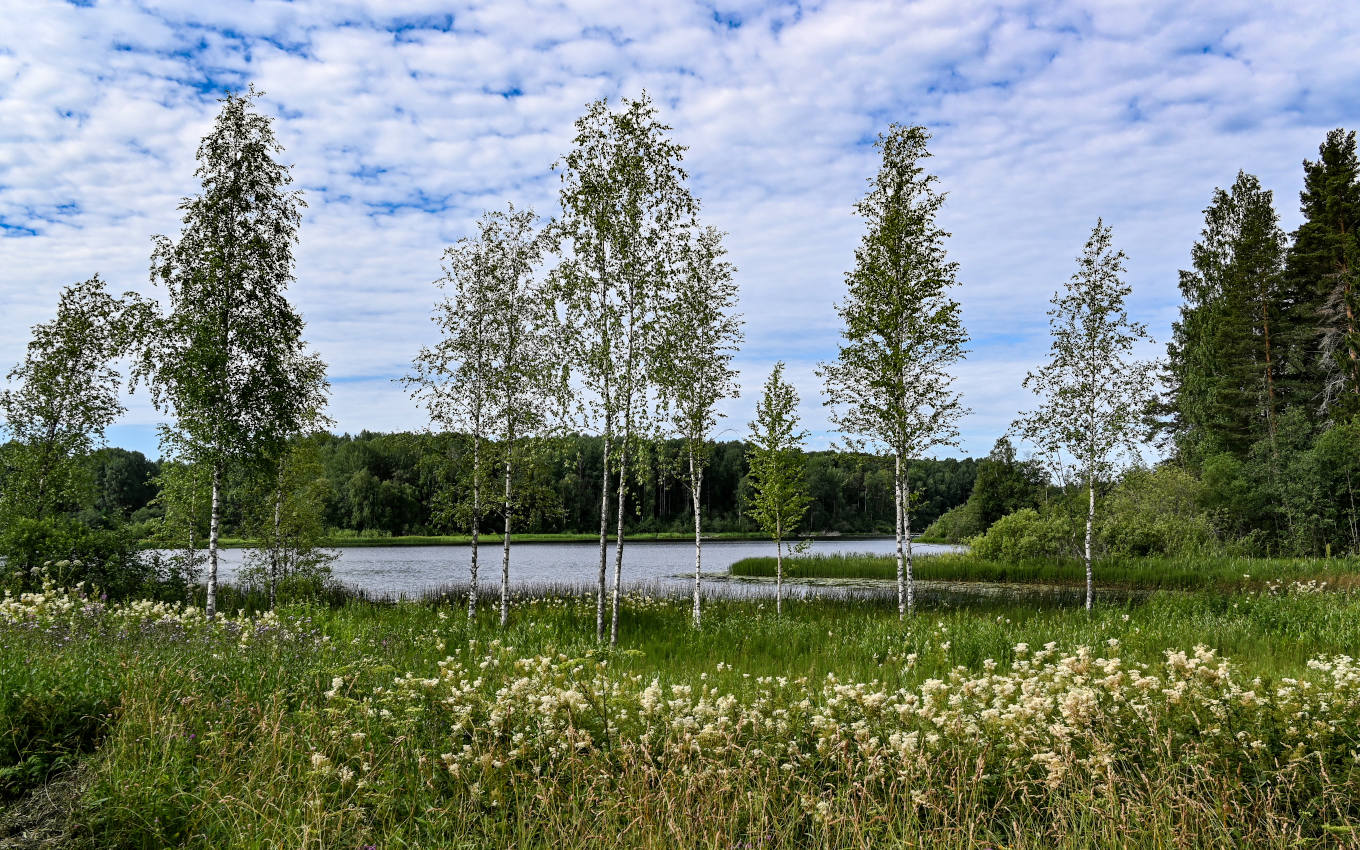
4 564 1360 849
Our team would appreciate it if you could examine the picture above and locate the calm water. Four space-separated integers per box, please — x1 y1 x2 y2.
203 538 960 598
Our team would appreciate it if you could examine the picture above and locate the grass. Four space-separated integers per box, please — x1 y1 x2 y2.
4 574 1360 847
729 550 1360 590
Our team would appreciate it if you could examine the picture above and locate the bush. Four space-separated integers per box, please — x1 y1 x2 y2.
920 502 982 543
969 508 1076 562
1097 466 1216 557
0 515 196 600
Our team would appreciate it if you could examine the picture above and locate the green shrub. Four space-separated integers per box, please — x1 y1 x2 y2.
0 516 151 598
1097 465 1217 557
969 507 1077 562
920 502 982 543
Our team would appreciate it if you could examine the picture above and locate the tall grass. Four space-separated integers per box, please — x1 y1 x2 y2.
4 580 1360 846
729 550 1360 590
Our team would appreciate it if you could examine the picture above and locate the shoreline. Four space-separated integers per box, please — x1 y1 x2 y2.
146 531 902 550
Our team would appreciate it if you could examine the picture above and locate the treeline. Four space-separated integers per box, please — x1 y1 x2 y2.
939 130 1360 563
70 434 977 539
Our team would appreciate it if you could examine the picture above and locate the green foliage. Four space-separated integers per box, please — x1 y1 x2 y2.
1097 465 1216 557
969 507 1077 563
136 87 322 474
0 276 135 524
0 635 116 800
0 517 148 597
919 501 982 543
1165 172 1288 459
237 440 337 604
819 123 968 471
745 363 811 547
1287 128 1360 420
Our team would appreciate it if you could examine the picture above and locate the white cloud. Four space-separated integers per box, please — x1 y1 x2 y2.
2 0 1356 459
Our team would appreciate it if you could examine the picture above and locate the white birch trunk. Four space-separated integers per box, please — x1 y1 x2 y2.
596 429 611 642
1085 473 1095 612
690 451 702 628
610 430 629 646
894 453 905 620
500 426 513 629
207 463 220 620
905 490 915 617
468 435 481 621
610 326 636 647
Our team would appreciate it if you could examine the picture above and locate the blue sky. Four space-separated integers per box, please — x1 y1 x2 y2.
2 0 1358 460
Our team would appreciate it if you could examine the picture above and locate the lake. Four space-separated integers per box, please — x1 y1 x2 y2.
202 538 961 598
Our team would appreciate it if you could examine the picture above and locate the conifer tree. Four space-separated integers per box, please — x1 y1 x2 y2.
1285 129 1360 420
1167 172 1287 458
746 362 811 616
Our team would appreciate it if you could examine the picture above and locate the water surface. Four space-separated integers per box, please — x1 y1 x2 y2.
205 538 960 598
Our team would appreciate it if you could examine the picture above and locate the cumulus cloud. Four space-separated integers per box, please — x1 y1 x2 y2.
2 0 1356 458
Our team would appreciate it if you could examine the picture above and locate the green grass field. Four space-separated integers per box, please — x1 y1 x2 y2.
4 567 1360 848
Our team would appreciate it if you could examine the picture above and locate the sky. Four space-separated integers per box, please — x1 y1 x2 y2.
2 0 1358 460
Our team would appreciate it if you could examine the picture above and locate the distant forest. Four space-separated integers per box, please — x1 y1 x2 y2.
84 433 978 539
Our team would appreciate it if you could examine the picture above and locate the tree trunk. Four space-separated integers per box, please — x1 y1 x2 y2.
1261 296 1278 447
775 516 783 617
1085 473 1095 612
500 427 513 629
690 450 702 628
597 429 611 642
468 435 481 621
269 468 283 610
207 463 221 620
904 476 915 617
610 430 629 647
186 504 197 595
894 453 905 620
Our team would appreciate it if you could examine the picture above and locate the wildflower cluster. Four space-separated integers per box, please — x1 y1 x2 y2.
0 577 321 648
301 637 1360 826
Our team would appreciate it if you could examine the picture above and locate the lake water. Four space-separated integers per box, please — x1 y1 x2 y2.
203 538 961 598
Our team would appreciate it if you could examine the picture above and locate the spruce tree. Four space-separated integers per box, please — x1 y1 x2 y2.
1285 129 1360 420
1167 172 1287 459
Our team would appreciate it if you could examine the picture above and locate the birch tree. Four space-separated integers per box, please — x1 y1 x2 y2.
1 276 129 523
408 218 497 621
819 124 968 619
1013 220 1155 611
551 93 697 644
478 205 561 628
242 435 336 608
746 362 811 616
656 226 742 627
135 87 319 619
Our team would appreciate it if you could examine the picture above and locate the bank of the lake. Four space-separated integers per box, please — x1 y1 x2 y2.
199 531 900 548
